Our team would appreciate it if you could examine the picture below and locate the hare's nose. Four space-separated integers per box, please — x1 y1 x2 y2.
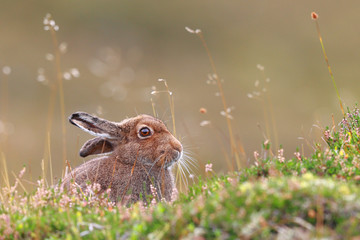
172 149 182 162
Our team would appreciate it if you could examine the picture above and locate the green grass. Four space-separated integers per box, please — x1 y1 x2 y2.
2 107 360 239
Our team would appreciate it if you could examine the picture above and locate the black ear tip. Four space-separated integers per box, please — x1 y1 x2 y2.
79 151 88 158
69 112 85 125
69 114 77 125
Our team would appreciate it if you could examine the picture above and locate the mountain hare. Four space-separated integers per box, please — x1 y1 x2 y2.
62 112 183 204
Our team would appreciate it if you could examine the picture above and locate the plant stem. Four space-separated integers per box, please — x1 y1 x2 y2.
314 18 344 116
50 28 67 169
196 31 242 169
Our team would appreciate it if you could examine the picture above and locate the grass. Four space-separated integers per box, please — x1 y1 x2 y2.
1 11 360 240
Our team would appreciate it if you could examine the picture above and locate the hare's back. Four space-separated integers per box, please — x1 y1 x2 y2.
63 156 121 189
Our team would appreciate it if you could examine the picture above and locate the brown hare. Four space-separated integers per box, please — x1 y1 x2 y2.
62 112 183 204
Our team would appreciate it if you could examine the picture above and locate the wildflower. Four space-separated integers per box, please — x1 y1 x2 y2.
254 151 260 161
63 72 72 80
220 106 235 120
256 64 264 71
43 13 59 31
150 184 157 197
2 66 11 75
37 68 47 84
45 53 54 61
189 174 195 179
59 42 68 53
185 26 201 34
199 108 207 114
185 26 195 34
324 130 331 140
0 214 13 236
227 177 236 185
294 152 301 161
170 188 178 203
200 120 211 127
18 167 26 179
70 68 80 78
311 12 318 20
205 163 213 173
277 149 285 163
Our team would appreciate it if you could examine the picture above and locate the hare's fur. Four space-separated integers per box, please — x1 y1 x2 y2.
62 112 182 203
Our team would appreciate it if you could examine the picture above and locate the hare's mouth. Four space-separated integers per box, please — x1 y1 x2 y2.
147 150 183 171
163 150 183 169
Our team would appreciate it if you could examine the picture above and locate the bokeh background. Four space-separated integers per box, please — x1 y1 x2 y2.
1 1 360 184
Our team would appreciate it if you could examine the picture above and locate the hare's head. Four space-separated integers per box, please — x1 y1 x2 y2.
69 112 183 169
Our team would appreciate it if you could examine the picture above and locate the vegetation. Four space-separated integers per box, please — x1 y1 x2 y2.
1 107 360 239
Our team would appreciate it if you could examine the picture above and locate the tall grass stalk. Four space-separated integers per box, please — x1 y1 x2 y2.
1 152 10 189
0 69 9 190
42 84 56 180
150 98 157 118
47 132 54 186
260 68 279 150
11 171 28 194
0 72 9 149
49 25 68 171
160 79 177 137
187 28 242 169
151 80 189 191
312 12 344 116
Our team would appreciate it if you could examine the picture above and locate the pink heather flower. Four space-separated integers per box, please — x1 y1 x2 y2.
170 188 179 203
205 163 213 173
227 177 236 185
0 214 13 236
294 152 301 161
18 167 26 179
150 184 157 197
254 151 260 161
277 149 285 163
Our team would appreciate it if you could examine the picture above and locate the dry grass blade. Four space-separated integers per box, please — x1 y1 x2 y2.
52 29 68 169
187 27 242 169
11 171 28 194
1 152 10 189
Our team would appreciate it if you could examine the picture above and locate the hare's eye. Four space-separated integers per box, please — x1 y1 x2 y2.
139 127 151 138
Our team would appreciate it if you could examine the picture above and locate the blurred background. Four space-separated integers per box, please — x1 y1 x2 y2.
1 1 360 184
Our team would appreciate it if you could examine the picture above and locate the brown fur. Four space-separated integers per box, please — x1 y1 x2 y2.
62 112 182 203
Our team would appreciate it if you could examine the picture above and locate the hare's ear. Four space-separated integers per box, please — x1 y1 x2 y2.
79 137 115 157
69 112 122 139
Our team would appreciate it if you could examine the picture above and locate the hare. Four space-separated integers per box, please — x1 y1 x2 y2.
61 112 183 204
